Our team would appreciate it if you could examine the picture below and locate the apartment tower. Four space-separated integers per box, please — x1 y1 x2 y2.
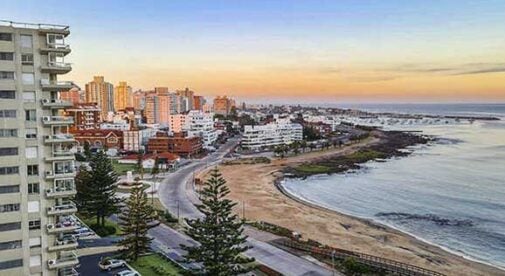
85 76 113 120
0 21 78 275
113 81 132 112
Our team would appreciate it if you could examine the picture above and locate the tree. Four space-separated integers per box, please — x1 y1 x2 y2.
118 185 159 261
83 142 92 161
291 141 300 155
136 151 145 179
274 145 286 158
182 168 255 275
76 151 122 227
300 140 308 153
150 156 160 204
309 143 316 152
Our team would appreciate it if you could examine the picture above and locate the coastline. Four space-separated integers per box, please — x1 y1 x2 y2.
210 135 505 276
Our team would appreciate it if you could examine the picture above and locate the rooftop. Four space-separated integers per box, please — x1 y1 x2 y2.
0 19 69 31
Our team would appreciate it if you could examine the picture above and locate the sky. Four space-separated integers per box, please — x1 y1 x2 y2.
2 0 505 103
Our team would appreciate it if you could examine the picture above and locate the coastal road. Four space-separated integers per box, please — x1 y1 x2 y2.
156 138 334 276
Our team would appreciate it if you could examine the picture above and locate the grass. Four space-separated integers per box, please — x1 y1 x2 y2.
149 198 179 225
295 164 332 174
130 254 184 276
112 159 137 175
79 215 123 237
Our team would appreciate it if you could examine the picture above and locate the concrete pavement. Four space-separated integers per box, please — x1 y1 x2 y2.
156 139 333 276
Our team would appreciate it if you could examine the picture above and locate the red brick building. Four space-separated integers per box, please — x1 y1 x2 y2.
147 132 202 157
65 103 101 131
72 129 123 149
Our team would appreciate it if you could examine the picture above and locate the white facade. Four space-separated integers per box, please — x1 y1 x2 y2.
184 110 217 149
242 122 303 149
100 122 130 131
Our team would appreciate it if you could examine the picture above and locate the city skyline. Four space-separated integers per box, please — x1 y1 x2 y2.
2 0 505 102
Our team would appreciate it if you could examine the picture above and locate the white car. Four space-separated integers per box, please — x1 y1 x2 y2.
98 259 126 271
115 270 140 276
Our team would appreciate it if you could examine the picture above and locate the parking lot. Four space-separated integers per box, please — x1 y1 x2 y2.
77 253 133 276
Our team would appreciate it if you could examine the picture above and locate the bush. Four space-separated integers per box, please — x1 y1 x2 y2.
91 224 117 236
342 257 370 275
163 211 179 223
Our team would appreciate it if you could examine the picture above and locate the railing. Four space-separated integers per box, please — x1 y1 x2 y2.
278 239 445 276
48 203 77 212
48 61 72 68
45 134 74 141
43 116 74 123
46 43 70 50
41 79 74 86
0 20 69 31
58 267 79 276
46 186 76 197
52 150 74 156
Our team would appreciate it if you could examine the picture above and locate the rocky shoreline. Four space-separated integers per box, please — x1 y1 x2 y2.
284 130 431 178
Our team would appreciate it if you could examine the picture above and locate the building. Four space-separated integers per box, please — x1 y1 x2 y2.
193 95 205 111
59 87 80 105
213 96 236 116
122 130 141 152
131 90 145 111
176 88 194 111
85 76 114 120
147 132 202 157
0 21 79 275
144 91 157 124
242 122 303 149
167 113 187 133
65 103 101 131
114 81 132 111
118 152 180 169
185 110 218 148
72 129 123 150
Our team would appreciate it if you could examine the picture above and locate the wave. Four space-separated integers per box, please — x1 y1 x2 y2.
375 212 474 227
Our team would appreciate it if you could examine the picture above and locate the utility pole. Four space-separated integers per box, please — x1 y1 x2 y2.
331 250 336 276
177 200 180 220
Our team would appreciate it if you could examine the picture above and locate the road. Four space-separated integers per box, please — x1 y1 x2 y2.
156 138 334 276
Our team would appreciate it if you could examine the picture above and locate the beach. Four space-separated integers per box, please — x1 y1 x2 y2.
201 136 505 276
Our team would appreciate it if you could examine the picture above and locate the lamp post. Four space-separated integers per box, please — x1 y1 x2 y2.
331 249 336 276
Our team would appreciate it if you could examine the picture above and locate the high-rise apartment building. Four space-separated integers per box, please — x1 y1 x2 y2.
0 20 78 276
213 96 236 116
85 76 114 120
59 87 81 105
114 81 132 111
176 88 194 111
131 90 145 111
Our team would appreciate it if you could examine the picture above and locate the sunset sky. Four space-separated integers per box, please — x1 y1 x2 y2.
2 0 505 102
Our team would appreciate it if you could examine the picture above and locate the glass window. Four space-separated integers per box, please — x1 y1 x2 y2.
28 220 40 230
22 73 34 84
25 147 37 158
0 240 22 251
47 34 64 45
21 54 33 65
20 35 32 48
27 165 38 176
0 129 17 137
0 90 15 99
0 147 18 156
28 183 39 194
0 52 14 61
0 166 18 175
0 33 13 41
25 110 36 121
0 71 15 80
0 259 23 270
0 185 19 194
23 91 35 102
0 110 16 118
25 128 37 138
27 201 39 213
0 204 20 213
0 222 21 232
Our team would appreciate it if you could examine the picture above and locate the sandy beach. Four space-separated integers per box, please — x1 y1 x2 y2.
200 138 505 276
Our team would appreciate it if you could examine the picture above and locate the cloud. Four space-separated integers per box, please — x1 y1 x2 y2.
387 62 505 76
451 65 505 75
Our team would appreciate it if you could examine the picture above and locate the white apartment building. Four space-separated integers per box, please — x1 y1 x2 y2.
242 122 303 149
168 110 217 149
0 21 78 276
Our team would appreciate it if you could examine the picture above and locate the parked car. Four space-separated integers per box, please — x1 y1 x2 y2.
99 259 126 271
73 227 93 238
115 270 140 276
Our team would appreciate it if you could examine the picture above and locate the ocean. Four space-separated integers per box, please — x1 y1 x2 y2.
281 103 505 269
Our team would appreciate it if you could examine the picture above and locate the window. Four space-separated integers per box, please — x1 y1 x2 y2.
0 110 16 118
29 237 41 248
0 33 13 41
27 201 39 213
0 147 18 156
28 183 39 194
0 129 17 137
22 73 34 84
25 128 37 138
0 259 23 270
0 166 18 175
0 222 21 232
0 185 19 194
21 54 33 65
29 255 41 267
23 91 35 102
28 220 40 230
25 110 36 121
0 52 14 61
27 165 38 176
0 90 15 99
20 35 32 48
0 240 22 251
0 204 20 213
25 147 37 158
0 71 14 80
47 34 65 45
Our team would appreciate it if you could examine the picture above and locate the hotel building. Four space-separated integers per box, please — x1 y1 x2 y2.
242 122 303 149
0 20 78 276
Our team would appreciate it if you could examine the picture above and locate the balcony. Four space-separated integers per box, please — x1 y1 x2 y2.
48 237 78 252
46 186 76 198
47 203 77 216
40 44 71 55
42 116 74 126
40 79 74 91
44 134 75 144
41 62 72 74
46 150 75 162
41 98 73 108
45 169 76 179
46 223 79 234
58 267 79 276
47 251 79 270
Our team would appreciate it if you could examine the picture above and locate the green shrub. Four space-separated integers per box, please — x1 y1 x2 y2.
342 257 370 275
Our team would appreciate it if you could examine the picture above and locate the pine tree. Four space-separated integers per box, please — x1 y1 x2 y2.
137 151 145 179
76 151 122 226
182 168 255 275
118 184 159 261
83 142 92 161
